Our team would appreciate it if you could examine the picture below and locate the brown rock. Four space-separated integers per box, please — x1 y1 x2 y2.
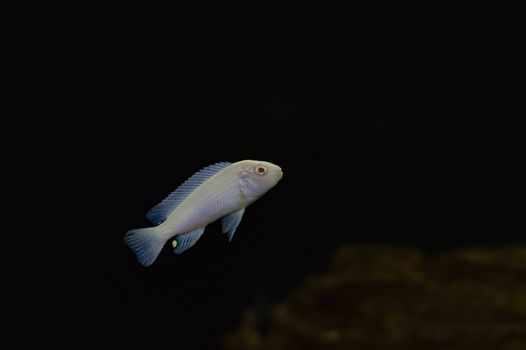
224 245 526 350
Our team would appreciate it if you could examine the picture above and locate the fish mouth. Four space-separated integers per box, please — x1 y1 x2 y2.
277 167 283 181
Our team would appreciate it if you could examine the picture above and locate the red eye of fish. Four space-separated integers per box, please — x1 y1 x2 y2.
256 166 267 175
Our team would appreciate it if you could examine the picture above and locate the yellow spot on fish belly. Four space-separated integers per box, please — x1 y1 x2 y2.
172 240 177 248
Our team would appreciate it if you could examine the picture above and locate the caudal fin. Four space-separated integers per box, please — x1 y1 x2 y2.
124 227 165 267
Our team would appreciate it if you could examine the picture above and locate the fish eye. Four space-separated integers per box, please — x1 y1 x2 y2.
255 166 267 176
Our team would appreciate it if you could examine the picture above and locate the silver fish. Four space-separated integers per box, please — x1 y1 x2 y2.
124 160 283 266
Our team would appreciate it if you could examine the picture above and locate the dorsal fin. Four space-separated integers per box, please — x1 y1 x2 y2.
146 162 231 225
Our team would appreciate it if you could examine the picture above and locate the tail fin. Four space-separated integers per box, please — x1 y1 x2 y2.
124 227 166 267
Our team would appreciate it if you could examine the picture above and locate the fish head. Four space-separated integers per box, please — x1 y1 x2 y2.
238 160 283 200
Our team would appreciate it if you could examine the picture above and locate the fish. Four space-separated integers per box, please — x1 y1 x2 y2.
124 160 283 266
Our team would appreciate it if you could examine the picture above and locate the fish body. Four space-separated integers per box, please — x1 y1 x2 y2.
124 160 283 266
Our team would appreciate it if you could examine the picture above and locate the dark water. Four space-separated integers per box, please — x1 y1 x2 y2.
50 91 519 349
0 48 15 104
6 13 523 348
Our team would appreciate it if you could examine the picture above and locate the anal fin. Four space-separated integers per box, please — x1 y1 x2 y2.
173 227 205 254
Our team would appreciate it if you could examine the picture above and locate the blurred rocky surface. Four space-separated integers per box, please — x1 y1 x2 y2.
224 245 526 350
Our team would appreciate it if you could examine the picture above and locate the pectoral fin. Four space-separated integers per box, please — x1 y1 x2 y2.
173 227 205 254
221 208 245 242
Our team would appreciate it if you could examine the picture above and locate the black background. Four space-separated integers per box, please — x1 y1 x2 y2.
1 48 15 104
6 8 524 349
